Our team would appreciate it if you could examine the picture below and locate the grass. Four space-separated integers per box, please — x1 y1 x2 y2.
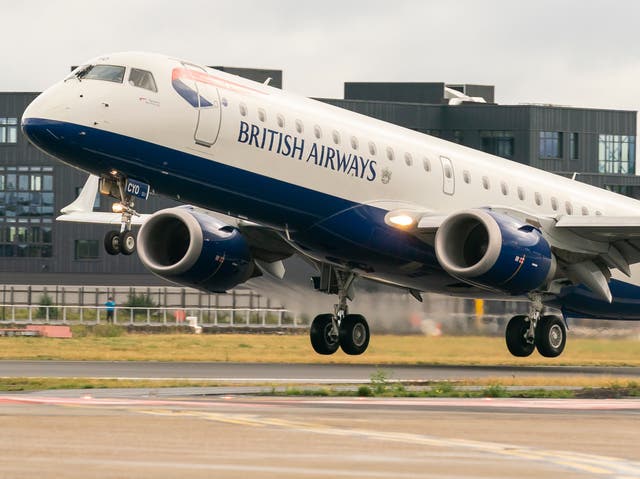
2 376 638 399
0 333 639 365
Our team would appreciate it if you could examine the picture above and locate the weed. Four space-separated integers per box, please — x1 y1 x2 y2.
357 385 373 397
482 384 509 397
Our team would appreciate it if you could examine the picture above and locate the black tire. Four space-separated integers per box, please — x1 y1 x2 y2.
119 231 136 255
505 315 535 357
104 230 121 255
535 315 567 358
339 314 370 355
310 314 340 355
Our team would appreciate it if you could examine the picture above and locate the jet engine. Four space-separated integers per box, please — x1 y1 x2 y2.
434 209 556 294
137 207 254 292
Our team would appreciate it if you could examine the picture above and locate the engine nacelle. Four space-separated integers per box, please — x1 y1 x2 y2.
137 207 254 292
434 209 556 295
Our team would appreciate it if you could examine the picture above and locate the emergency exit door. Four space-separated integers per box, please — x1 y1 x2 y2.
181 62 222 147
440 156 455 195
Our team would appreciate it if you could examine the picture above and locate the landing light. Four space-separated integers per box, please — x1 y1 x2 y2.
389 215 415 227
110 169 118 176
112 203 124 213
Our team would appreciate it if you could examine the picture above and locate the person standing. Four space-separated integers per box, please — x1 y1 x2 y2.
105 297 116 323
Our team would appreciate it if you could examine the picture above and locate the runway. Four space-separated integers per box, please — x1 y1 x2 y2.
1 392 639 478
2 360 640 382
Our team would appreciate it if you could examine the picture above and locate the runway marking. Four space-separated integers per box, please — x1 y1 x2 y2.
137 408 640 477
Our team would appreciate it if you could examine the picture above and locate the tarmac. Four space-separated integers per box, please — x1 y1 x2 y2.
1 361 640 478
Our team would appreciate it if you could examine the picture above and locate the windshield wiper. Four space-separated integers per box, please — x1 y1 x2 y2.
74 65 93 81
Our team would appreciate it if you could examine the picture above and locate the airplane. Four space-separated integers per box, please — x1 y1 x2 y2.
20 51 640 358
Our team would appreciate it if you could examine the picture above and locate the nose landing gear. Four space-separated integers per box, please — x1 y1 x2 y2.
101 175 142 256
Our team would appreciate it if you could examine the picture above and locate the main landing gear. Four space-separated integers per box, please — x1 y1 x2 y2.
102 175 140 256
505 296 567 358
309 270 370 355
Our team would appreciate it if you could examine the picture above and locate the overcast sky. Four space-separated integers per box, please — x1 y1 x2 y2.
3 0 640 112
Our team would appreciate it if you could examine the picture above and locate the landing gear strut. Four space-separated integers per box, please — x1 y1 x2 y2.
505 295 567 358
309 269 370 355
102 174 140 256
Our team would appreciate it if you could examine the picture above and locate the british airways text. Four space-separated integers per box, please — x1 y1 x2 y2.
237 121 377 182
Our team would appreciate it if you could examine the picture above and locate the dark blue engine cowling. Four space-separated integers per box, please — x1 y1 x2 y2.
434 209 556 295
137 207 254 293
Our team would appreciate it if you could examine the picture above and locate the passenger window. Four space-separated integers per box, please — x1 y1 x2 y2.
423 158 431 172
535 192 543 206
351 136 359 150
500 181 508 195
258 109 266 122
314 125 322 139
595 210 603 216
386 147 395 161
128 68 157 92
482 176 490 190
517 187 525 201
239 103 248 117
463 170 471 183
581 206 589 215
277 114 285 128
332 130 341 145
565 201 573 215
369 142 377 156
551 197 558 211
80 64 126 83
295 120 304 134
404 152 413 166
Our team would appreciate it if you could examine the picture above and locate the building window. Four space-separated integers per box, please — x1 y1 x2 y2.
480 131 514 159
599 135 636 174
0 118 18 144
0 166 54 257
605 184 632 196
74 239 99 259
540 131 563 159
570 132 579 160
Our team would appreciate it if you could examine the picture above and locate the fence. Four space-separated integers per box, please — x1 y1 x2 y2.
0 304 304 328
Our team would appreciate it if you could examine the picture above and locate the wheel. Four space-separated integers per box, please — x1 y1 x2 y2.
310 314 340 355
104 230 121 255
535 315 566 358
339 314 370 355
119 231 136 255
505 315 535 357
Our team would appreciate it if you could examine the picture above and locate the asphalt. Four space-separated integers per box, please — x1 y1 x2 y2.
1 360 640 382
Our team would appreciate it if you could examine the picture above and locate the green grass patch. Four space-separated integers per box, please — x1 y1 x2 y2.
0 334 639 366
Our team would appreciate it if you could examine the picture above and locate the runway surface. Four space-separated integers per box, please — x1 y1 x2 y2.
1 392 639 478
2 360 640 382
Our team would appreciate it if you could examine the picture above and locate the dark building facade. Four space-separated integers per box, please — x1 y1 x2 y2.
0 76 637 284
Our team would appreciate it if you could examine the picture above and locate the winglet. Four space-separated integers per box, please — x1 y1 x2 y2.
60 175 99 214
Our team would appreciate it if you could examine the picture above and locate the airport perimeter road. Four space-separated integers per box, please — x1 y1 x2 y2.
1 361 640 382
0 393 639 479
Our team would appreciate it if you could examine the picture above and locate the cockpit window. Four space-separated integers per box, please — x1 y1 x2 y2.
128 68 158 92
77 64 126 83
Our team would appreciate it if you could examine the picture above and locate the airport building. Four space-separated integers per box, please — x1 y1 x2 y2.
0 70 637 287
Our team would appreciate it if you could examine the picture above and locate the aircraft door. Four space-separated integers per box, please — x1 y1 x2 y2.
180 62 222 147
440 156 455 195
